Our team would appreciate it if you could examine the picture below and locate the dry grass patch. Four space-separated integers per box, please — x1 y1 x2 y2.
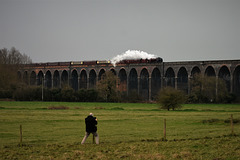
48 106 69 110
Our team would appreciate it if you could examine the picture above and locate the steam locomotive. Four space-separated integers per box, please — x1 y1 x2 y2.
116 57 163 64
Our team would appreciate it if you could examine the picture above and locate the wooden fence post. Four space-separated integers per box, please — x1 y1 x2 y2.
231 114 234 136
20 125 22 146
164 119 166 141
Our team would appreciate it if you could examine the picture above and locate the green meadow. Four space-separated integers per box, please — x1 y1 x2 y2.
0 101 240 159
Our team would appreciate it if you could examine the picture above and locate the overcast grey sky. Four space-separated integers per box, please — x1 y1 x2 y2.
0 0 240 63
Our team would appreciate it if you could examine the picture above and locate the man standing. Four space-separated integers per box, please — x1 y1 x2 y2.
81 113 99 144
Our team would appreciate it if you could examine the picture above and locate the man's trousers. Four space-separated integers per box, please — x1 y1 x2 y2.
81 132 99 144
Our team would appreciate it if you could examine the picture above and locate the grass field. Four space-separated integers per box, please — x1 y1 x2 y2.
0 101 240 159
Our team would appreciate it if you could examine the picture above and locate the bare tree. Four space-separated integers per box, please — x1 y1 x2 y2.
0 48 8 64
0 47 32 65
0 47 32 90
21 53 32 64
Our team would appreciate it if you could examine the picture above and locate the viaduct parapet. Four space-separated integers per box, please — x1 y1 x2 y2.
18 59 240 100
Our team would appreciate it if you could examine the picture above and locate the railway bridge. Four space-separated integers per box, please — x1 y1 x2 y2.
18 59 240 100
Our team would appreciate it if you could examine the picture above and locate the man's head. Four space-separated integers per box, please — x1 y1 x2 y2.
89 113 93 116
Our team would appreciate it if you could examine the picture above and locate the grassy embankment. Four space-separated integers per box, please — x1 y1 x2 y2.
0 101 240 159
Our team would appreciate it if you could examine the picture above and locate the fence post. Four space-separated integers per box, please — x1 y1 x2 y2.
231 114 234 136
93 134 95 144
20 125 22 146
164 119 166 141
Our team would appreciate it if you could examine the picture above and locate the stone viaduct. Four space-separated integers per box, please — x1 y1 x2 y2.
18 59 240 100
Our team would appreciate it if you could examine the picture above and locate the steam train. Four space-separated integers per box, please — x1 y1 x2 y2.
26 57 163 67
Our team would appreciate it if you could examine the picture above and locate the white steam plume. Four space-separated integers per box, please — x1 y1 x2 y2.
111 50 157 67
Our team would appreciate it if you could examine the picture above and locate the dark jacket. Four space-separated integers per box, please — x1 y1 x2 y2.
85 115 97 133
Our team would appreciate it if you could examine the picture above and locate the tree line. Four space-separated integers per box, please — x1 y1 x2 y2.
5 71 237 105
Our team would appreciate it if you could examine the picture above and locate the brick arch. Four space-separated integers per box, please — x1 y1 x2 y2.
118 68 127 92
37 71 44 86
61 70 69 88
53 70 60 88
23 71 28 85
89 69 97 89
140 68 149 100
17 71 22 82
233 65 240 95
98 68 106 80
151 67 161 99
205 66 216 76
110 68 117 75
30 71 36 85
80 69 87 89
71 69 78 91
128 68 138 94
45 70 52 88
177 67 188 93
165 67 175 88
190 66 201 94
191 66 201 77
218 65 231 92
